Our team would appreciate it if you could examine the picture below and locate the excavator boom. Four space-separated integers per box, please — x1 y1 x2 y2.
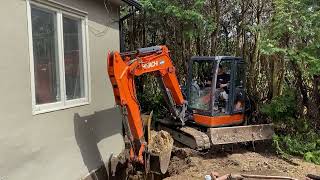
107 46 186 163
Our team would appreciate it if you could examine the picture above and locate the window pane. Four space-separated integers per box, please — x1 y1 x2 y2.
63 16 85 100
234 63 245 112
189 61 215 111
31 7 60 105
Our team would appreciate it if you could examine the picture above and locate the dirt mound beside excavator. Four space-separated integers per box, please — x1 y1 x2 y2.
165 146 320 180
148 130 174 154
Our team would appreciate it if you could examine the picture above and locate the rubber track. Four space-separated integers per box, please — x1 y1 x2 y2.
179 126 211 150
158 123 211 151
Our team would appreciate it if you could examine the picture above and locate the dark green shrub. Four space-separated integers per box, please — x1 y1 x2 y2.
262 89 320 165
261 90 296 123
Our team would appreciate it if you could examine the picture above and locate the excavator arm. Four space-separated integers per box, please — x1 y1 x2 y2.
107 45 187 163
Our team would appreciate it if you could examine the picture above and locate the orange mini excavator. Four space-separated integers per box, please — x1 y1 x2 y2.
107 45 273 173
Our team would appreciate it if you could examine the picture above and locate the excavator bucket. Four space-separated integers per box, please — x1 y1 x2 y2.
149 143 173 174
207 124 274 145
143 112 173 174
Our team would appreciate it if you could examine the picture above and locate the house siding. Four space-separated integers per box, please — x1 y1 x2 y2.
0 0 124 179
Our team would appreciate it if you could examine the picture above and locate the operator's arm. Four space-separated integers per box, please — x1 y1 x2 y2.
217 73 230 89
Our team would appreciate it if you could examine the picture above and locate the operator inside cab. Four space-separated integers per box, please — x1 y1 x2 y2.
213 65 230 112
199 64 230 113
216 65 230 98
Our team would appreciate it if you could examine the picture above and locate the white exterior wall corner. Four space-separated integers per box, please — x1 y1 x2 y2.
0 0 124 179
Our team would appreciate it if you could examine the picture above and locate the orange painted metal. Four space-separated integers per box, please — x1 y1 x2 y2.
107 46 185 163
193 113 245 127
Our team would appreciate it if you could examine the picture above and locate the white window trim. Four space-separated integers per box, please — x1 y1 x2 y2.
26 0 91 115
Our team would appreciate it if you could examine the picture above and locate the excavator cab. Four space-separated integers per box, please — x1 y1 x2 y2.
186 56 246 127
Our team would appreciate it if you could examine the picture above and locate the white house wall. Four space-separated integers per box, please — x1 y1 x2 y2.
0 0 124 179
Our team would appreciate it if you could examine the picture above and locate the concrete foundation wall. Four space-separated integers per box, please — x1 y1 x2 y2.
0 0 124 179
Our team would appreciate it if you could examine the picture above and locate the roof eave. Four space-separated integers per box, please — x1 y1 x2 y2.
122 0 142 10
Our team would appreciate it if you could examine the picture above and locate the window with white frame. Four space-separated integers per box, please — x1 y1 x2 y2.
27 1 90 114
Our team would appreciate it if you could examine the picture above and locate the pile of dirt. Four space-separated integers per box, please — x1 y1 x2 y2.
148 130 174 154
165 147 320 180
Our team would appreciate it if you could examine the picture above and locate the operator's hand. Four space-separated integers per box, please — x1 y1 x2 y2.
220 83 228 88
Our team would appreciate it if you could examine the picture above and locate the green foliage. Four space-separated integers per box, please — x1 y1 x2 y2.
273 133 320 165
259 4 320 160
262 89 320 164
260 39 286 56
304 151 320 165
140 0 205 22
261 89 296 123
135 76 168 119
288 50 320 76
139 0 215 40
261 0 320 76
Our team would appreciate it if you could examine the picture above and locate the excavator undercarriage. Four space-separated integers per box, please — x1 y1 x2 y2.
156 117 273 151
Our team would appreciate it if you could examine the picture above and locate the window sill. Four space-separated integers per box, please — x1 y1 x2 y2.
32 100 89 115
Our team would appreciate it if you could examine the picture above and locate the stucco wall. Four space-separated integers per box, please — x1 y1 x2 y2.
0 0 124 179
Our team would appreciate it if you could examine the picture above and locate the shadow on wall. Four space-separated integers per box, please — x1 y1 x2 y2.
74 107 123 179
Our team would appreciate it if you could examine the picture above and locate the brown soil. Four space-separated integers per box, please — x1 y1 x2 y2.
110 134 319 180
149 130 174 154
165 146 320 180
